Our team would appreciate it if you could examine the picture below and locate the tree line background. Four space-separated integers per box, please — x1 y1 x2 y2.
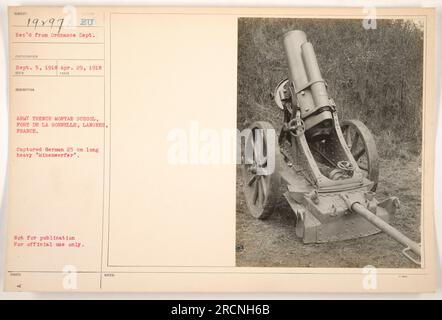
237 18 424 159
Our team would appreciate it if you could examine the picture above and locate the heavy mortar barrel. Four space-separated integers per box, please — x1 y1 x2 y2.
352 202 421 259
283 30 332 129
283 30 314 113
301 42 330 110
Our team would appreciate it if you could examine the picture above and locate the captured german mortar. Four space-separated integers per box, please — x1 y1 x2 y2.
241 30 421 264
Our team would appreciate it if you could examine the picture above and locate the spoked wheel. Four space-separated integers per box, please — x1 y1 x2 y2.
241 121 280 219
341 119 379 191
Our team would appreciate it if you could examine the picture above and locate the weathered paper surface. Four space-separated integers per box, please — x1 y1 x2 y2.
5 6 436 292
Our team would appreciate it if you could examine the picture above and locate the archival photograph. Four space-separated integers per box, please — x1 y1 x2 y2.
236 17 424 268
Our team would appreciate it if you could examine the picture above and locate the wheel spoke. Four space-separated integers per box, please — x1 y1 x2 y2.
247 175 257 186
260 177 267 200
353 148 365 161
252 181 259 204
257 178 264 206
345 126 352 146
351 132 359 153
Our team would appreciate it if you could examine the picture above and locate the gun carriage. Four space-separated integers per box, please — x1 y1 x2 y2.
241 30 421 264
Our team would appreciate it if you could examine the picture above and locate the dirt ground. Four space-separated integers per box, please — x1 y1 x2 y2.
236 157 422 268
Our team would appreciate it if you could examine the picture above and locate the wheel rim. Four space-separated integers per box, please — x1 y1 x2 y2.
341 119 379 191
